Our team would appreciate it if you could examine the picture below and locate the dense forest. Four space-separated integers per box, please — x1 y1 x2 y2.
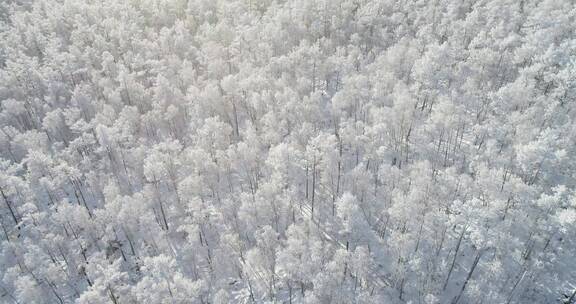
1 0 575 303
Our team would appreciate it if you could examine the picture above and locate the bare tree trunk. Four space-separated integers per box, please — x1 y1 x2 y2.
453 251 482 304
311 157 316 220
288 282 293 304
414 216 425 253
399 276 405 300
334 158 341 216
1 218 11 242
0 187 18 224
153 180 169 230
247 277 256 303
232 100 240 138
506 268 527 304
158 198 169 231
443 226 466 290
108 285 119 304
305 165 309 200
436 225 447 259
47 280 64 304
